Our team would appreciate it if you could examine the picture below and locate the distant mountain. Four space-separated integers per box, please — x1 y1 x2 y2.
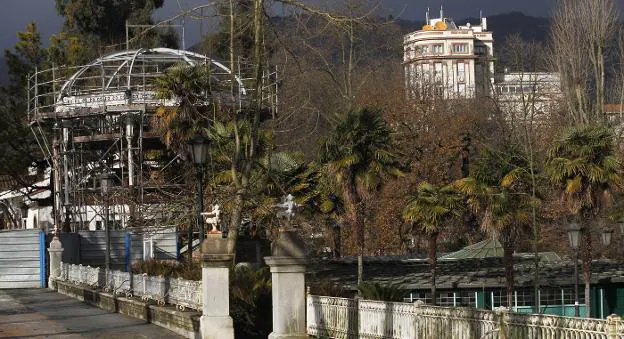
0 56 7 85
467 12 550 43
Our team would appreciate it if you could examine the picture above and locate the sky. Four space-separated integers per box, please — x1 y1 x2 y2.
2 0 624 54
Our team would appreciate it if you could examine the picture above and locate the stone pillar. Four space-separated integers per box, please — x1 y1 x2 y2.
200 233 234 339
264 229 307 339
48 235 64 290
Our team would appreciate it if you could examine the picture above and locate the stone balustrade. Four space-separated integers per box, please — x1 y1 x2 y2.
59 262 201 311
307 294 624 339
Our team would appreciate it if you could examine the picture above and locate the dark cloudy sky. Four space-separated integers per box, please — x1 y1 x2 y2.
2 0 624 53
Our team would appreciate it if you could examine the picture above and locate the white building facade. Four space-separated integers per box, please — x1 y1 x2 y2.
495 72 562 122
403 9 495 99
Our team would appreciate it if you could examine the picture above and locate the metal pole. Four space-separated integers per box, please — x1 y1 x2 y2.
105 194 111 274
575 249 580 317
197 166 205 248
188 215 193 262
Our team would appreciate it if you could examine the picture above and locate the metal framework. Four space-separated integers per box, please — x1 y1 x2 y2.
27 48 277 233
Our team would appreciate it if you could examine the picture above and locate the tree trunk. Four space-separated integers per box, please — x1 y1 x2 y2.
226 191 245 256
428 232 438 305
502 242 514 309
332 220 341 258
356 199 364 287
581 230 592 318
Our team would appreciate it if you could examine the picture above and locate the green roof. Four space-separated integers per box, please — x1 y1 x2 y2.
441 237 503 259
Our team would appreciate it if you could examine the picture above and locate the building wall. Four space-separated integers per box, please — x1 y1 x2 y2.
403 16 494 99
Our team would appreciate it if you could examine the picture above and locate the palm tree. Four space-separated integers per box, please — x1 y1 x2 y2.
546 124 624 317
152 62 221 150
320 107 403 287
455 147 534 308
403 182 462 305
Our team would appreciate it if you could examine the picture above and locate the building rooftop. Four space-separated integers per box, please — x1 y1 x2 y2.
308 241 617 291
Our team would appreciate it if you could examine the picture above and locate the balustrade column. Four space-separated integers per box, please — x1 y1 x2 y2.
265 229 307 339
48 234 64 290
607 314 621 339
200 233 234 339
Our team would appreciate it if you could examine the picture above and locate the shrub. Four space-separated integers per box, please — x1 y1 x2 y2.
308 280 352 298
131 260 273 338
132 259 200 280
230 266 272 339
357 282 407 302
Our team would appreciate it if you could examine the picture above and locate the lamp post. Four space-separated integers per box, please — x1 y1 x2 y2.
567 217 582 317
187 135 210 259
100 173 114 275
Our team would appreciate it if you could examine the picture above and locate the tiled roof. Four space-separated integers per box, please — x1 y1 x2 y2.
308 256 624 290
441 237 503 259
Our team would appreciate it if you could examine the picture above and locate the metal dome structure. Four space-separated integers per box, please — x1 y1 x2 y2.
29 48 247 121
25 48 275 233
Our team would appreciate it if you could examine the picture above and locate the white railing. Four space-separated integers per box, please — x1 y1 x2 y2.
307 295 624 339
58 262 202 311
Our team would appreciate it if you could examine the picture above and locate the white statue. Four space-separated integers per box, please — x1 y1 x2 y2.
276 194 297 221
201 204 221 232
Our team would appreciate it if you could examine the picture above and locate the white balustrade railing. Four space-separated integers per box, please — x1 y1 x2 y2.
307 295 624 339
360 299 416 339
57 262 201 311
307 296 358 339
168 277 202 311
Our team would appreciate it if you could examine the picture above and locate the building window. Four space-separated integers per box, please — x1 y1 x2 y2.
452 43 469 54
492 289 508 308
457 291 477 307
458 83 466 95
95 220 102 230
434 63 442 82
540 288 562 306
438 292 455 306
432 44 444 54
562 287 584 305
416 45 429 55
423 63 431 80
475 45 487 56
515 289 535 307
406 291 432 304
457 62 465 83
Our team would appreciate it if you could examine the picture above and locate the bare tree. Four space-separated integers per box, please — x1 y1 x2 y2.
550 0 619 124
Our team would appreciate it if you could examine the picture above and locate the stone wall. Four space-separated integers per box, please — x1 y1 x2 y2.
55 279 200 338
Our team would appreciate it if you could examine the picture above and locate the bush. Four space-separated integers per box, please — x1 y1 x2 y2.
357 282 407 302
230 266 272 339
132 259 200 280
308 280 352 298
131 260 273 338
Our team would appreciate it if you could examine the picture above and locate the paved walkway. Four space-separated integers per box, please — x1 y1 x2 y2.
0 289 183 338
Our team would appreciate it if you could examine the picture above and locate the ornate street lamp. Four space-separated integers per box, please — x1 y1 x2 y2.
100 173 114 275
186 135 210 260
567 217 582 317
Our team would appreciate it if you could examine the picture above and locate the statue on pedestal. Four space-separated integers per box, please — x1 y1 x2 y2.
276 194 297 222
201 204 221 233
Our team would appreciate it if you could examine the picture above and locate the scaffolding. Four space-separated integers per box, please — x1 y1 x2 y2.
27 47 278 234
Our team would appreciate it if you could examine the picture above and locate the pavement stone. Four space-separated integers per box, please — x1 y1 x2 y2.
0 289 183 338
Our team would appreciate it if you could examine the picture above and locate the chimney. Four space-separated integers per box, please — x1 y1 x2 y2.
481 17 487 31
426 7 430 24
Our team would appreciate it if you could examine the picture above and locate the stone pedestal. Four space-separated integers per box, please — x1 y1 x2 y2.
48 235 64 290
265 229 307 339
200 234 234 339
